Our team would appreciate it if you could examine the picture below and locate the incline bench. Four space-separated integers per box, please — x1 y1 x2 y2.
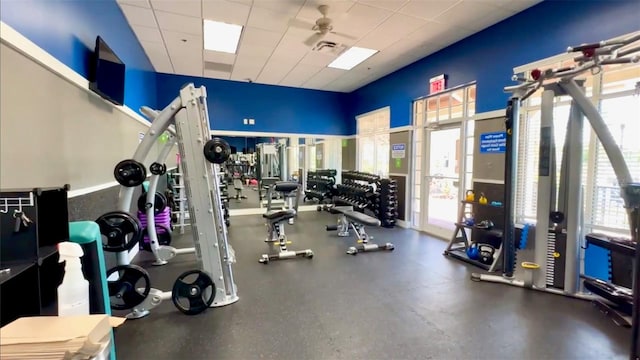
326 206 394 255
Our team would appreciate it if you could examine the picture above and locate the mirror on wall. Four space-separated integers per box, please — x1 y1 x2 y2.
214 134 345 213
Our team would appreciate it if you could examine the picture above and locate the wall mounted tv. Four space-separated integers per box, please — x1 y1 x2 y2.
89 36 126 106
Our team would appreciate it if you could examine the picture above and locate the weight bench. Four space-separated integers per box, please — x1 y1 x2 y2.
326 206 394 255
259 181 313 264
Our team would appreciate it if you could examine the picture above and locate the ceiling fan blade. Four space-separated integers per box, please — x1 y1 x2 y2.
331 31 358 41
304 32 324 47
289 18 316 30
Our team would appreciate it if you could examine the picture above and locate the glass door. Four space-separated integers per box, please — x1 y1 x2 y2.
422 125 462 238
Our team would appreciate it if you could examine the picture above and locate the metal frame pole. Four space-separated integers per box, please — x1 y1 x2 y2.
502 97 520 277
533 89 556 289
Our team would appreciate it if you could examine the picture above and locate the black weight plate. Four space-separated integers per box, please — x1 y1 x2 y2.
107 264 151 310
140 224 172 251
114 159 147 187
137 192 168 214
96 211 143 252
149 162 167 175
171 270 216 315
203 138 231 164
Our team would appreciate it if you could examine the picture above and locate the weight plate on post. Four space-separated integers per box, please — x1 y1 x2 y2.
96 211 143 252
140 224 172 252
137 192 168 214
203 138 231 164
114 159 147 187
149 162 167 175
171 270 216 315
106 265 151 310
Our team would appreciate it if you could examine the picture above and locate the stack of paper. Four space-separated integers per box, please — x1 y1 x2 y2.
0 315 125 360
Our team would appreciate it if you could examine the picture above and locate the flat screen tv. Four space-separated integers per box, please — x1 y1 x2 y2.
89 36 125 106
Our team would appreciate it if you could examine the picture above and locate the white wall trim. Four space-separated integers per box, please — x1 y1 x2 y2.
472 109 506 121
0 21 151 128
68 181 120 198
390 125 412 133
211 130 349 139
472 178 505 185
396 219 410 228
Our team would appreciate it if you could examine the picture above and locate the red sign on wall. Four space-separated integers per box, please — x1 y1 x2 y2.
429 74 446 94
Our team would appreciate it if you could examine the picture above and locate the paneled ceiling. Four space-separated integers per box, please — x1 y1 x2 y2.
116 0 541 92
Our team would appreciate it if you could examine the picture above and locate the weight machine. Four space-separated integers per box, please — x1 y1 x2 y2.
101 84 239 318
471 33 640 359
256 142 287 207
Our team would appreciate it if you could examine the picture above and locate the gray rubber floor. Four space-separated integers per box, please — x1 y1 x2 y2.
114 211 631 360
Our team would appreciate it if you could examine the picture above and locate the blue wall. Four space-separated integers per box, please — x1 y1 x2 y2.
350 0 640 129
156 73 352 135
0 0 157 113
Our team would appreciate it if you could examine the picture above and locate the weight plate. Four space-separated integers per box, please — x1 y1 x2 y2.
149 162 167 176
137 192 168 214
107 264 151 310
114 159 147 187
96 211 143 252
203 138 231 164
140 224 172 252
171 270 216 315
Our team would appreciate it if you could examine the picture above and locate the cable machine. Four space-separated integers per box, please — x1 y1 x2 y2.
472 33 639 359
256 142 287 207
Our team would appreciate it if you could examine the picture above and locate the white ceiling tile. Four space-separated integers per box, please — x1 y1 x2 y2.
299 51 338 67
171 54 203 77
436 1 512 30
397 0 458 20
237 27 283 57
228 0 253 5
356 0 409 11
356 12 426 50
269 28 312 61
302 67 345 89
252 0 305 16
279 63 323 87
500 0 542 12
204 50 237 65
465 5 515 31
132 25 163 43
202 0 251 25
162 30 202 57
247 6 293 32
155 11 203 35
117 0 151 8
151 0 202 18
231 54 269 81
256 59 299 84
333 3 392 38
297 0 356 21
204 69 232 80
119 4 158 27
140 40 173 72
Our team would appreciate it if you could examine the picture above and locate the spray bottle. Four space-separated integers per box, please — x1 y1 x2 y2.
57 242 90 316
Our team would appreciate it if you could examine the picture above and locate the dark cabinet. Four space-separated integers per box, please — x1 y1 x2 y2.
0 186 69 326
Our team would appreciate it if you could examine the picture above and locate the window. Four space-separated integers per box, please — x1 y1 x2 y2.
515 59 640 236
357 108 390 177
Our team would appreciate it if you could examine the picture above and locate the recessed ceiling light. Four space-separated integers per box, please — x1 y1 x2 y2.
203 20 243 54
328 47 378 70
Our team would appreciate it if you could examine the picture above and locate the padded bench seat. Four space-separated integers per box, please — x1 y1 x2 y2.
263 209 295 223
332 206 381 227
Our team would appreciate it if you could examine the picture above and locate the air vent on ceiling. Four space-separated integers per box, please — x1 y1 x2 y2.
204 61 233 73
312 40 346 55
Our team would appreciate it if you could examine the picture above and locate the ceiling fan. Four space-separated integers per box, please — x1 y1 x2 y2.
289 4 357 47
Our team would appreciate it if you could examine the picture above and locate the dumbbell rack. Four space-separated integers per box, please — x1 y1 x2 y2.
304 169 336 204
335 171 379 212
167 171 189 235
375 179 398 228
